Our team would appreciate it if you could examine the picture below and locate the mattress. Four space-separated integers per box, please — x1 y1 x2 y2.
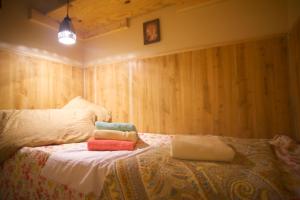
0 133 290 200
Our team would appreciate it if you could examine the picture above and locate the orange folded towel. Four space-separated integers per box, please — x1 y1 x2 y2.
87 137 136 151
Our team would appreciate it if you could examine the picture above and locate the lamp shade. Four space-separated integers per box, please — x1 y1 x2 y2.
58 16 76 45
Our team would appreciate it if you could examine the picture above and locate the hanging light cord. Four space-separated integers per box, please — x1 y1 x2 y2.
67 0 70 17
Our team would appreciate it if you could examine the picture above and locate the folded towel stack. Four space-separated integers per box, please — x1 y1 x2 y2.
94 130 138 143
95 121 137 132
87 122 138 151
171 135 235 162
88 137 136 151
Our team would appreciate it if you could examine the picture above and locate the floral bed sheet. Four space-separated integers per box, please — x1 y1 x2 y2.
0 133 290 200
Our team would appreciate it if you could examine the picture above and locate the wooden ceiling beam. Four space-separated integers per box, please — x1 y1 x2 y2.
30 8 129 40
29 8 84 39
29 9 59 31
29 0 225 40
176 0 225 12
82 18 130 40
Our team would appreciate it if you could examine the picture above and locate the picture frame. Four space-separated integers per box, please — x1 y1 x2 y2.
143 18 160 45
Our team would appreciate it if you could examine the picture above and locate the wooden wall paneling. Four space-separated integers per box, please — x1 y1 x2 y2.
94 62 130 122
289 19 300 140
208 46 235 137
176 52 197 135
131 48 237 136
156 54 181 134
46 61 58 108
84 35 291 139
235 38 290 139
266 38 290 136
0 51 14 108
0 35 293 139
72 67 84 100
132 57 162 133
49 62 65 107
83 66 95 102
51 62 74 107
10 52 45 108
0 50 83 109
240 42 266 138
233 43 253 138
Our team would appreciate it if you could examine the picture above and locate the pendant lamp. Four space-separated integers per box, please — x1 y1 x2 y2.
58 0 76 45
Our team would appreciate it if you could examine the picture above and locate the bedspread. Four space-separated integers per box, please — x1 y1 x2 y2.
0 133 290 200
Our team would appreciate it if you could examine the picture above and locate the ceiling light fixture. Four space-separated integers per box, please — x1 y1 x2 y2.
58 0 76 45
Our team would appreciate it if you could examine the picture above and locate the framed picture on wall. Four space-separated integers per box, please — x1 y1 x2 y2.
143 18 160 45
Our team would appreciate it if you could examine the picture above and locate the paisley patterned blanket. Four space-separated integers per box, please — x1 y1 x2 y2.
0 133 291 200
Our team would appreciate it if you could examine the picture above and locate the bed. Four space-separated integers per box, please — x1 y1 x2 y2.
0 133 291 200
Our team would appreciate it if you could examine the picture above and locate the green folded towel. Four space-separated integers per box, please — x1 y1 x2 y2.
95 122 137 132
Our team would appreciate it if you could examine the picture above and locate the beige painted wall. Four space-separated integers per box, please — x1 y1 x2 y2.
82 0 289 65
0 0 83 64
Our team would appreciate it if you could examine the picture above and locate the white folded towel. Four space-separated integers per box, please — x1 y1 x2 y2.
93 130 138 143
171 135 235 162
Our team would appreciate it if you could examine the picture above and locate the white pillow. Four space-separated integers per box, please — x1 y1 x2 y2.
63 96 112 122
171 135 235 162
0 109 95 164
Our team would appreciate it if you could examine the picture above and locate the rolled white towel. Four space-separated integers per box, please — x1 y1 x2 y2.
171 135 235 162
93 130 138 143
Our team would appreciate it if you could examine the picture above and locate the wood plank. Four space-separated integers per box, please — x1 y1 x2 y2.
83 66 95 102
94 62 130 122
288 19 300 141
84 62 130 122
0 50 83 109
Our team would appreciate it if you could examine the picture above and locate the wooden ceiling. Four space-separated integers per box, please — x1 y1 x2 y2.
30 0 224 40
